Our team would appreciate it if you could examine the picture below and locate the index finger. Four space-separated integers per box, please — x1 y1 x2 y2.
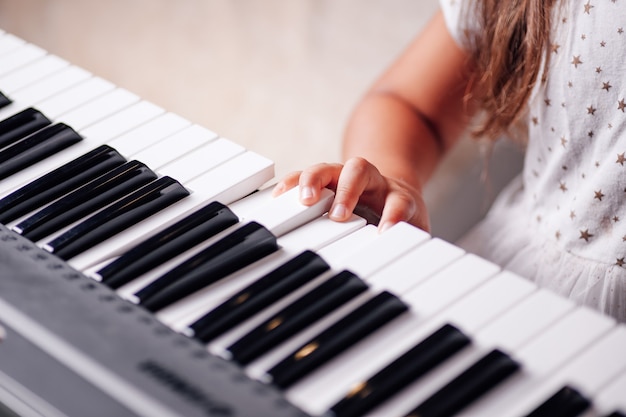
296 162 344 205
329 157 388 222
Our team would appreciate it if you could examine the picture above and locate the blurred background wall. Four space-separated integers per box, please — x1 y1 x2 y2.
0 0 522 241
0 0 440 178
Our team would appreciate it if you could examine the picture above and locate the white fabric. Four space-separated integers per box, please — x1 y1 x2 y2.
441 0 626 322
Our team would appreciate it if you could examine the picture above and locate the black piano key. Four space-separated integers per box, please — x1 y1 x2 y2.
189 250 332 344
524 385 590 417
44 176 189 260
0 91 12 109
330 323 471 417
227 270 368 365
0 123 83 180
98 201 239 289
405 349 520 417
604 412 626 417
266 291 409 390
0 145 126 224
137 221 278 312
14 160 157 241
0 107 51 149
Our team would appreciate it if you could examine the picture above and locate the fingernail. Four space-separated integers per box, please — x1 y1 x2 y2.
378 221 392 234
272 183 285 196
300 186 314 201
330 203 347 220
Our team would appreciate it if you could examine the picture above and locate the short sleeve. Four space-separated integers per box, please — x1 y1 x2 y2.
439 0 473 51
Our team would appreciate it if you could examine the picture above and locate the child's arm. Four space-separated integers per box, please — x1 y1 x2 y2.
274 10 476 232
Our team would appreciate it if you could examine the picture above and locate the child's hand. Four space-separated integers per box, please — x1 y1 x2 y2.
272 157 430 233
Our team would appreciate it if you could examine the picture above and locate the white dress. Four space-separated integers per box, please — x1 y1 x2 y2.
441 0 626 322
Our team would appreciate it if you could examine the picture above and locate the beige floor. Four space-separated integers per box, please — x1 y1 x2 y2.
0 0 522 240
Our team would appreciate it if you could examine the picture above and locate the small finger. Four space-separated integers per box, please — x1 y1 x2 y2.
330 157 385 221
298 163 343 205
378 189 429 233
272 171 302 197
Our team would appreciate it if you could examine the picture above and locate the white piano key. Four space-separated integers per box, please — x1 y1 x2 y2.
456 307 617 417
34 76 115 120
524 325 626 413
268 213 366 259
553 327 626 396
105 112 191 157
502 325 626 417
155 136 242 183
5 65 91 108
182 151 275 207
65 151 274 270
328 221 430 279
0 33 25 56
285 257 509 415
471 288 576 353
227 185 276 220
452 290 576 416
316 224 379 267
55 88 139 131
78 100 165 144
400 255 506 317
157 214 367 329
0 43 46 77
132 126 219 171
0 54 69 94
515 308 616 376
243 186 334 238
0 65 92 122
592 369 626 415
367 237 465 294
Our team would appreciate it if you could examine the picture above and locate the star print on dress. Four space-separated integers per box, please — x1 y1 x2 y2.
580 229 594 242
440 0 626 319
518 0 626 263
594 190 604 201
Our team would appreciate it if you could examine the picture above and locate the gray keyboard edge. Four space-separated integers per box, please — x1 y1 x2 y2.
0 224 310 417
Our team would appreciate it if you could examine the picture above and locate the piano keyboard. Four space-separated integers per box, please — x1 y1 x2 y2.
0 29 625 417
